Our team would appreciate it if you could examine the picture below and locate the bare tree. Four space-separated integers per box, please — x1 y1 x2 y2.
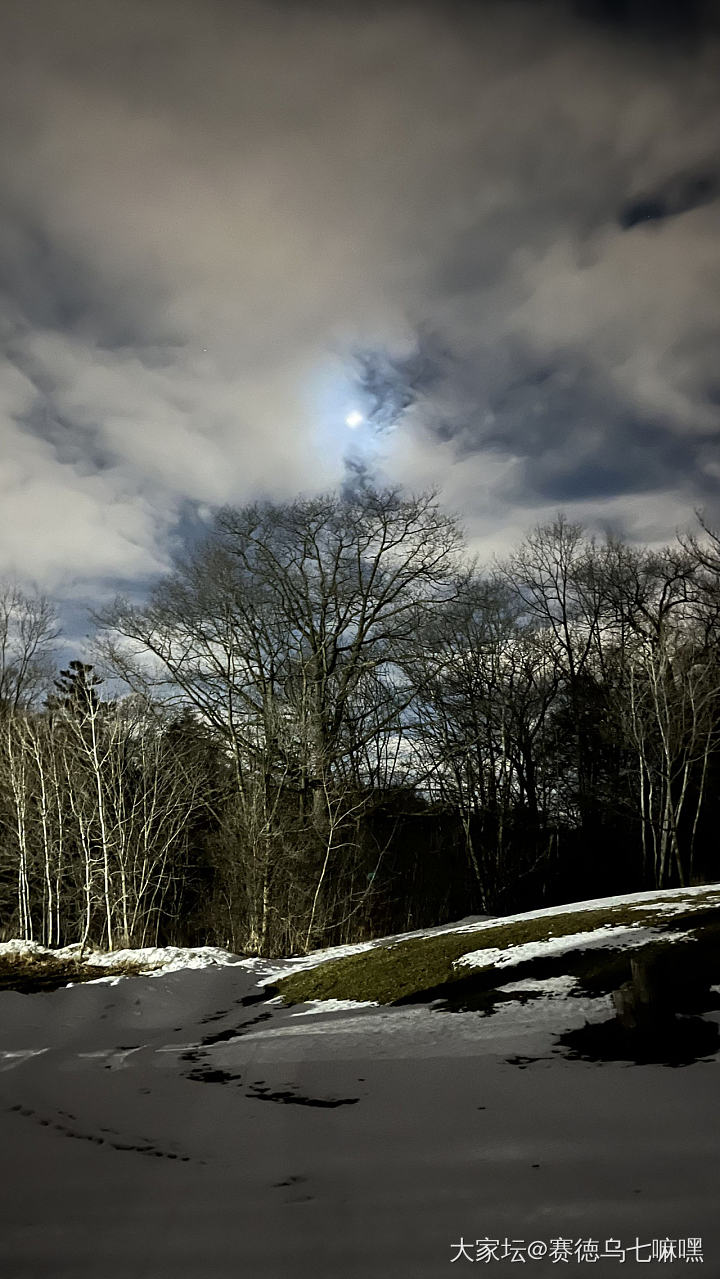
97 489 463 951
605 537 720 887
0 582 58 715
404 574 560 909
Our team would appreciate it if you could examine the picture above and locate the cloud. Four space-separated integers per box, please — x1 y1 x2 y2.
619 170 719 228
0 396 168 590
0 0 719 603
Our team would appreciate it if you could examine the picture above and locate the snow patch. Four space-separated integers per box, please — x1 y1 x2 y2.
0 940 243 978
83 945 242 974
290 999 380 1016
456 926 693 972
498 975 579 995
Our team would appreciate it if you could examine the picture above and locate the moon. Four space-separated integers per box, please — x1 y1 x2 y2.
345 410 364 429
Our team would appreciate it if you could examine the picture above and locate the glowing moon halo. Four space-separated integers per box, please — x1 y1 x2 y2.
345 410 364 429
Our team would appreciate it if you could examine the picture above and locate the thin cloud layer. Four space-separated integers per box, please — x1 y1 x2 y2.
1 0 719 597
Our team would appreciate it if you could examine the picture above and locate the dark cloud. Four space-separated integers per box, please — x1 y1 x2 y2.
353 336 450 432
504 415 712 504
576 0 714 37
619 171 719 229
387 341 716 509
0 0 719 598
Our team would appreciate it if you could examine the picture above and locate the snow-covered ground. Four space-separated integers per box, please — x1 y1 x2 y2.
0 939 244 977
1 887 718 1277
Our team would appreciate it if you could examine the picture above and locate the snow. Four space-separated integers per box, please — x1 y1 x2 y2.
85 944 241 971
86 944 244 979
444 881 720 934
0 939 54 957
0 940 243 978
0 961 716 1277
290 999 380 1016
0 887 718 1276
456 925 693 972
498 975 579 995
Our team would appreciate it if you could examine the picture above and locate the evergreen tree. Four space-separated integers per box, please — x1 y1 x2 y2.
48 661 103 723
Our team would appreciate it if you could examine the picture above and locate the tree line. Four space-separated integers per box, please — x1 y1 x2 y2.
2 489 719 955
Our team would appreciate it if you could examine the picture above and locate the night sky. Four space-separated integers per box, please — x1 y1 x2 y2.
2 0 720 620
